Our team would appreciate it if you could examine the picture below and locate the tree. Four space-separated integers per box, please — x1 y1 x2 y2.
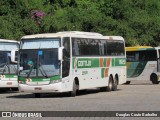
0 0 160 46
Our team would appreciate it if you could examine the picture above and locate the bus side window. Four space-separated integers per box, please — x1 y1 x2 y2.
62 37 70 78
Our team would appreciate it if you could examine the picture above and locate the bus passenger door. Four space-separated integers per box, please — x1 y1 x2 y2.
62 37 71 91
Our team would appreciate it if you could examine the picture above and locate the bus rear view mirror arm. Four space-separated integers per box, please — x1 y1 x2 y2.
58 47 64 61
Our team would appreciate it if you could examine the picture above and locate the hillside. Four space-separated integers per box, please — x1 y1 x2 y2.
0 0 160 46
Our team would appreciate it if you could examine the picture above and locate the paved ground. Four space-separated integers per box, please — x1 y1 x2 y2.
0 80 160 120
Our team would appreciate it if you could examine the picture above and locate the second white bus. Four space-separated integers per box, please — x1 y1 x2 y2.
0 39 19 91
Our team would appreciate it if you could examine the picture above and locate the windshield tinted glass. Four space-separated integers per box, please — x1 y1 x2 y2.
39 49 59 76
19 49 60 77
0 43 19 51
0 51 17 74
19 50 37 77
21 38 60 49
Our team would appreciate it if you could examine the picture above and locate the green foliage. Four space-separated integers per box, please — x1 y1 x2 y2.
0 0 160 46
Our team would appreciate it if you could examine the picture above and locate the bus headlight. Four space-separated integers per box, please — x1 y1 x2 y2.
0 75 5 80
50 79 62 84
18 80 25 84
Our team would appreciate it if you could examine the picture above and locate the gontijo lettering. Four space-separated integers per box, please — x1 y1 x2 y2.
78 60 91 67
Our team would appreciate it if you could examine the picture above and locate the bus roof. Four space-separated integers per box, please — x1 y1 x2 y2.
126 46 155 51
21 31 124 41
22 31 102 39
104 36 124 41
0 39 18 43
155 47 160 50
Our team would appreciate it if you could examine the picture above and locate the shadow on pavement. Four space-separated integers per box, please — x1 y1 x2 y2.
6 88 122 99
122 80 156 85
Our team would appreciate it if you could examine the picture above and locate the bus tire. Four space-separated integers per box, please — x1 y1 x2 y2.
70 80 79 97
107 76 113 92
124 81 131 85
112 76 118 91
34 93 41 98
151 74 159 84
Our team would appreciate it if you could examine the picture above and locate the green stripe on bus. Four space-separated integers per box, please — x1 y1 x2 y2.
101 68 109 78
73 58 126 69
1 74 17 78
18 75 61 82
101 68 105 78
103 58 107 67
127 62 147 77
112 58 126 67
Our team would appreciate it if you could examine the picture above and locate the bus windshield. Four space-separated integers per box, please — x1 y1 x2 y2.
0 51 17 74
19 49 60 77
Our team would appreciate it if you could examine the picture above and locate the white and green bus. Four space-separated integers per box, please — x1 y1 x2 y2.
126 46 160 84
0 39 19 91
12 31 126 97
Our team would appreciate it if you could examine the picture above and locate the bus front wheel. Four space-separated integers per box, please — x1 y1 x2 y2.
151 74 159 84
70 80 79 97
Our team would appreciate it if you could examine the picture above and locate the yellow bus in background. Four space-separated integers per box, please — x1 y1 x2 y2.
126 46 160 84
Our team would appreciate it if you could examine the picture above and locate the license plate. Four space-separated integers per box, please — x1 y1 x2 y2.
35 87 42 90
7 82 12 85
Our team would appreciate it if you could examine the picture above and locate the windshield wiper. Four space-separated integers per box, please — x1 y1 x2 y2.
0 63 6 67
27 67 33 78
12 64 17 73
2 63 10 75
39 63 48 78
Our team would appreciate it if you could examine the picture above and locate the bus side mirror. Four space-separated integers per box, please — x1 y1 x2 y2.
58 47 64 61
11 49 18 63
